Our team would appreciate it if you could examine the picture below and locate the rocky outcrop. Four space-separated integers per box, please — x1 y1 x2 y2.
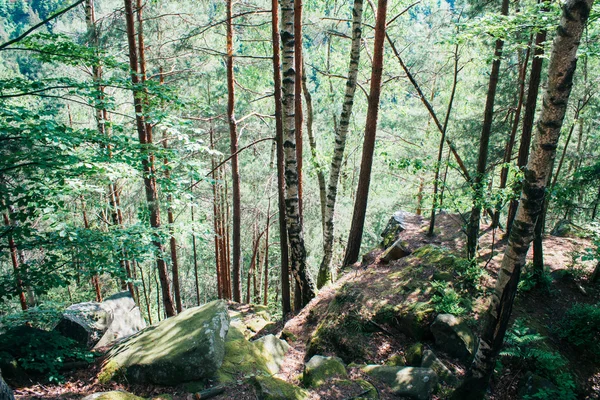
380 239 412 262
82 391 144 400
362 365 438 400
430 314 477 361
380 211 411 248
421 349 457 385
302 355 347 388
55 291 146 349
251 375 308 400
99 300 229 385
0 371 15 400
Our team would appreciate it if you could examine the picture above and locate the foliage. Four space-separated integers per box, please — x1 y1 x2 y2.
518 263 552 293
501 319 577 400
0 326 94 382
430 280 469 316
557 303 600 361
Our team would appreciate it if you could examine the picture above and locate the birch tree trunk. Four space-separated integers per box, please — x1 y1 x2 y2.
281 0 316 307
466 0 509 260
343 0 388 267
317 0 364 288
453 1 593 397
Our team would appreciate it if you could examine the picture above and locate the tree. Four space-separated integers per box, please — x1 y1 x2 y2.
453 0 593 396
317 0 364 289
281 0 316 307
123 0 175 317
466 0 509 260
343 0 388 267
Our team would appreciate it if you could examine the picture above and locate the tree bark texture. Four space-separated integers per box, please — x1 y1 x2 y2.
453 1 592 397
317 0 364 288
281 0 317 307
271 0 291 315
343 0 388 267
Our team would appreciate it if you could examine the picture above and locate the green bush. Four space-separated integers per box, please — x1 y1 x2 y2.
557 302 600 361
501 319 576 400
0 325 94 382
430 281 469 316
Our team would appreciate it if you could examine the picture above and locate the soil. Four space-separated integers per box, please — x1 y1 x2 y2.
10 212 600 399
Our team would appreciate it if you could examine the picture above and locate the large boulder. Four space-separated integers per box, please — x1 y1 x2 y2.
0 371 15 400
362 365 438 400
215 327 289 383
303 355 347 388
99 300 229 385
421 350 457 385
55 302 109 348
55 291 146 349
380 211 411 248
95 292 147 348
430 314 477 361
380 239 412 263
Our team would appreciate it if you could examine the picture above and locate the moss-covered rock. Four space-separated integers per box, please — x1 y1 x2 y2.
430 314 477 361
385 353 406 367
380 211 410 248
550 219 589 238
0 371 15 400
396 302 435 340
302 355 347 388
334 379 379 399
405 343 424 366
98 300 229 385
362 365 438 400
82 391 144 400
421 350 457 385
381 240 411 263
251 375 309 400
216 330 289 383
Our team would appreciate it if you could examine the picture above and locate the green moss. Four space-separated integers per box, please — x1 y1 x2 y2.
385 354 406 367
150 395 173 400
303 356 347 388
405 343 423 366
412 244 460 270
280 330 297 342
98 360 122 384
251 375 309 400
216 337 270 383
89 391 145 400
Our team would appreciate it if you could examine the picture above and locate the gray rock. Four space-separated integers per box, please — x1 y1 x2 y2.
55 302 109 347
381 239 412 262
421 350 457 385
81 391 143 400
55 291 146 349
517 372 556 399
550 219 588 238
0 371 15 400
98 300 229 385
380 211 411 248
362 365 438 400
430 314 477 361
253 334 290 374
303 355 347 388
251 375 309 400
94 292 146 348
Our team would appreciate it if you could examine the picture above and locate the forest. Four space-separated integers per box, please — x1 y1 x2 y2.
0 0 599 399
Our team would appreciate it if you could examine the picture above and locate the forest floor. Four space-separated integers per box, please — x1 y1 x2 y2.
11 213 600 399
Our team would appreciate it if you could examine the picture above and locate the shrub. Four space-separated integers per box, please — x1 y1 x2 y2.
557 302 600 361
430 281 469 316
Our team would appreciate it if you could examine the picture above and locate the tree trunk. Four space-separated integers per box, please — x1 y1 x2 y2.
506 4 548 233
453 1 592 397
317 0 364 288
226 0 242 302
263 199 271 305
271 0 291 315
191 203 201 305
343 0 388 267
3 211 27 310
123 0 175 317
281 0 317 307
137 261 152 324
429 40 460 235
295 0 304 220
466 0 509 260
492 39 532 228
